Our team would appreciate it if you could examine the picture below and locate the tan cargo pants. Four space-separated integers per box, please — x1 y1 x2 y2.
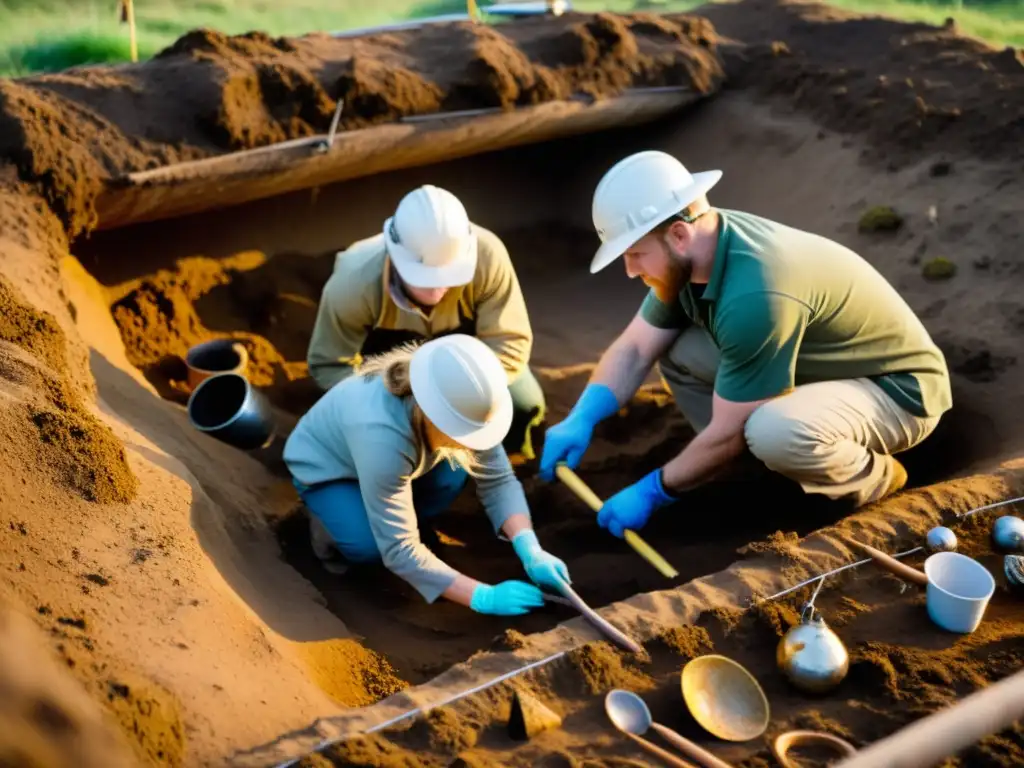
658 327 941 507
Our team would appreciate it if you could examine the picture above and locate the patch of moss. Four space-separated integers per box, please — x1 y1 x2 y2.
922 257 957 280
858 206 903 233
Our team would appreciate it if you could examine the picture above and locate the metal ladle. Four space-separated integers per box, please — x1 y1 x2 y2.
604 689 735 768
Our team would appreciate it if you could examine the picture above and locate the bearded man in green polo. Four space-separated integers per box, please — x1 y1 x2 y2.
540 150 951 538
306 184 546 459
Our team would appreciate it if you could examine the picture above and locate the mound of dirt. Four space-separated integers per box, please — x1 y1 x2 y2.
692 0 1024 166
0 13 724 243
0 274 137 504
0 600 138 768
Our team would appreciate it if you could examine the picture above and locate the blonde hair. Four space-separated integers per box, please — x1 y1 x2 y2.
359 341 482 476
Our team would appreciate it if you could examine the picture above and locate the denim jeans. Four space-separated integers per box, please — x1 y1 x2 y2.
296 460 469 563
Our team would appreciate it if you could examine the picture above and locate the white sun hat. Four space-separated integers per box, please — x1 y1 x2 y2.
590 150 723 274
409 334 513 452
383 184 478 289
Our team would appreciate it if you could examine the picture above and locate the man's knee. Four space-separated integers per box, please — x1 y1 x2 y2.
743 400 816 470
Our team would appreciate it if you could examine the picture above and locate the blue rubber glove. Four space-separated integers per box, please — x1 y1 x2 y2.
469 580 545 616
597 469 678 539
539 384 620 481
511 529 571 590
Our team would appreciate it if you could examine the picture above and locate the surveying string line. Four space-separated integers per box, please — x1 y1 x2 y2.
753 493 1024 606
272 650 569 768
955 495 1024 519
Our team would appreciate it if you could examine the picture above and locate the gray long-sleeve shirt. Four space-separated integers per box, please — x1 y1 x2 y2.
282 373 530 602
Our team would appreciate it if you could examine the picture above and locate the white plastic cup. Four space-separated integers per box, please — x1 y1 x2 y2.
923 552 995 634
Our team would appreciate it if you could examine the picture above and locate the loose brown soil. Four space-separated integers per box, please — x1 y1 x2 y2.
292 516 1024 768
0 1 1022 766
0 11 724 238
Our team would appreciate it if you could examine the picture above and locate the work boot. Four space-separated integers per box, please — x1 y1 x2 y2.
874 457 909 504
309 517 349 575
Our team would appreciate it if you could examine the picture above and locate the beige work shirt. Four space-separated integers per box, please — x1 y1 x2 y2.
306 223 533 390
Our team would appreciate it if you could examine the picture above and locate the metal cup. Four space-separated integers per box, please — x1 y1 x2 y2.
187 372 275 451
185 339 249 391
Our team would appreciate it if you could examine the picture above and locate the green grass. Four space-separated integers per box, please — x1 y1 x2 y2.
0 0 1020 77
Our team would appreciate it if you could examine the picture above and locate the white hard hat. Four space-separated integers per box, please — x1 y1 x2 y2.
590 151 722 274
409 334 513 451
383 185 478 289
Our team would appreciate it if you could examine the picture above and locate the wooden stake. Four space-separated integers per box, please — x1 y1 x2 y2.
122 0 138 63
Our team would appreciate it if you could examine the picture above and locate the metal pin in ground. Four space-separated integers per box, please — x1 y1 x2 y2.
313 100 345 155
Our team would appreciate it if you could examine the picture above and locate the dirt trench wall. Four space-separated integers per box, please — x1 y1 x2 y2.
0 2 1022 766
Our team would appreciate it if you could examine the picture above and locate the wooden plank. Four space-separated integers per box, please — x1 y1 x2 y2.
94 89 704 230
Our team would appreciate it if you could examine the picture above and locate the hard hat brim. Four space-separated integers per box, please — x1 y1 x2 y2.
409 338 515 452
383 217 478 289
589 169 723 274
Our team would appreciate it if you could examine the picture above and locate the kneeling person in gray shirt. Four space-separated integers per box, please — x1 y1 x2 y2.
283 333 571 615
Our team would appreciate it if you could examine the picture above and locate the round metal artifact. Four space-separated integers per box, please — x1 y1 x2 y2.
776 603 849 694
681 655 770 742
926 526 958 553
991 516 1024 553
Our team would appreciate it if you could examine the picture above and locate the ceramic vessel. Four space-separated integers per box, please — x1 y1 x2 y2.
777 604 849 694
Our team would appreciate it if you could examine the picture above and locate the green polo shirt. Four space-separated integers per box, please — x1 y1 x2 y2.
640 209 952 418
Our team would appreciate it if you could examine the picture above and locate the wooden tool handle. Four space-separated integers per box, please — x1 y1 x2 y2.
554 578 643 655
623 731 697 768
555 464 604 511
772 730 856 768
848 539 929 587
650 723 735 768
555 464 679 579
833 667 1024 768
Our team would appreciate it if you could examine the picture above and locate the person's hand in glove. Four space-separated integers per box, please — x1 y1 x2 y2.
512 529 571 591
597 469 679 538
469 580 545 616
539 383 620 481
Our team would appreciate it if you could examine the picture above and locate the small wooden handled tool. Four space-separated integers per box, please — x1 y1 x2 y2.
649 723 736 768
622 731 697 768
555 464 679 579
552 576 643 655
847 538 929 587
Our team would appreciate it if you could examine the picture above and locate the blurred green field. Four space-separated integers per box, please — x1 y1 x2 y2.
0 0 1021 77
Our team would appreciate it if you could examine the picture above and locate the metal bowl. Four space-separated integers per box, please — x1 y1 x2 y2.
681 654 770 742
185 338 249 391
187 372 275 450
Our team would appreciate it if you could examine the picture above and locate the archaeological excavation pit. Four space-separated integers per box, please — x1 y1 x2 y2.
3 4 1023 766
70 90 1006 689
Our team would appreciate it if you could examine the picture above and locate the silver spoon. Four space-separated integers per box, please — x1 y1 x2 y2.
604 689 735 768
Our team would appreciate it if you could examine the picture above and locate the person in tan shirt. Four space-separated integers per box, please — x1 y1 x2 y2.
306 184 546 459
283 334 572 611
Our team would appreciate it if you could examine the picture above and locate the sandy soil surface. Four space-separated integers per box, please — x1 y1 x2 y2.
0 1 1022 766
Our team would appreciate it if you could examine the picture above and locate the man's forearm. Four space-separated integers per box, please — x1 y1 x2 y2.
661 427 746 495
591 340 652 405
